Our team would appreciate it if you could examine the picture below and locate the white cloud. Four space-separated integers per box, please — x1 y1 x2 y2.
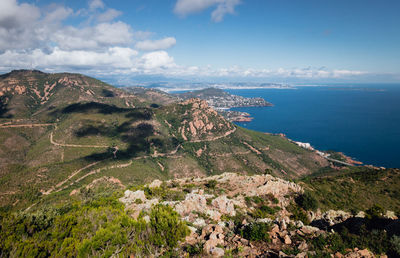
0 47 139 71
211 0 240 22
139 51 176 71
135 37 177 51
174 0 241 22
0 1 375 81
89 0 104 10
97 8 122 22
52 22 133 50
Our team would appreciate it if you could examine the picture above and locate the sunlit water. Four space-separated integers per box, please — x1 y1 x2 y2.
227 85 400 168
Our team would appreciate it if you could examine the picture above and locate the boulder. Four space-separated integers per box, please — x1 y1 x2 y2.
211 196 236 216
148 179 163 188
300 225 320 235
207 209 222 221
119 190 146 205
284 235 292 245
344 248 374 258
204 239 225 253
193 218 207 227
174 193 207 216
209 247 225 257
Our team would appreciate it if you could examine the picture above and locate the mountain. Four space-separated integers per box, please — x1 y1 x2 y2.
0 70 329 210
1 70 398 257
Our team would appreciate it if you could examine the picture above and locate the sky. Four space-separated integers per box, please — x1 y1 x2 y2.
0 0 399 84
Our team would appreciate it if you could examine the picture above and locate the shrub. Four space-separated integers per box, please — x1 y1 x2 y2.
205 180 217 189
184 242 204 255
252 205 278 218
149 204 190 248
365 204 385 220
287 203 310 225
240 222 271 241
295 191 318 211
391 235 400 256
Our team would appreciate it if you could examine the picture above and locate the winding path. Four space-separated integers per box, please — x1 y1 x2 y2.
189 127 237 143
0 123 53 128
50 131 108 148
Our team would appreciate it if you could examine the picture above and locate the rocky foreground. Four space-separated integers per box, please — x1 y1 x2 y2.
119 172 396 257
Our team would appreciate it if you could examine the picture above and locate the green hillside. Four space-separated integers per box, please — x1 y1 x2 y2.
0 70 330 211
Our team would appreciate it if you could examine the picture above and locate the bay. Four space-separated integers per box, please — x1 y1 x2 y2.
227 85 400 168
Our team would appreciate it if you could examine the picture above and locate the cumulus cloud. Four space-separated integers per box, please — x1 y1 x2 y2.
0 0 374 81
139 51 176 71
174 0 241 22
97 8 122 22
53 22 133 50
135 37 176 51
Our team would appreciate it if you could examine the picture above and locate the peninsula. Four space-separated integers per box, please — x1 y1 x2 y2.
175 87 272 122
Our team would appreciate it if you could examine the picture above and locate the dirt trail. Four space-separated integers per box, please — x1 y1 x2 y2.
50 131 108 148
189 127 237 143
0 123 53 128
42 161 101 195
242 141 262 154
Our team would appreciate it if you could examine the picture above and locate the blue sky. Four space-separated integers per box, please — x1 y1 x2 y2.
0 0 399 83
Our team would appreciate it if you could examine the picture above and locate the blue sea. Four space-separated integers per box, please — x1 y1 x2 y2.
226 84 400 168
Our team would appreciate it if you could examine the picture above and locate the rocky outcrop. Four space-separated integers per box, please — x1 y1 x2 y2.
118 173 386 257
178 98 234 141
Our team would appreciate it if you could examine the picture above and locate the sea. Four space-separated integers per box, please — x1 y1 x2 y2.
226 84 400 168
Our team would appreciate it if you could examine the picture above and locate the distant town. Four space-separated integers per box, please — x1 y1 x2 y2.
175 87 273 122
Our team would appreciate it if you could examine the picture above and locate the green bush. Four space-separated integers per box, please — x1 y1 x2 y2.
365 204 385 220
205 180 217 189
391 235 400 256
295 191 318 211
0 198 190 257
149 204 190 248
251 205 279 218
287 203 310 224
184 242 204 255
240 222 271 241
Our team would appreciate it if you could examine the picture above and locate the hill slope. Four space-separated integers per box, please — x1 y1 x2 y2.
0 70 330 211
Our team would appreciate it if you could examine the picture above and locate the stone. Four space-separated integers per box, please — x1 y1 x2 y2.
240 238 249 246
214 225 224 233
280 219 287 231
204 239 224 253
207 209 222 221
211 196 236 216
344 248 374 258
298 241 308 251
284 235 292 245
119 190 146 205
296 252 308 258
148 179 163 188
188 226 197 234
174 193 207 216
142 215 150 223
270 224 280 237
335 252 344 258
295 220 304 228
193 218 206 227
300 225 320 235
209 247 225 257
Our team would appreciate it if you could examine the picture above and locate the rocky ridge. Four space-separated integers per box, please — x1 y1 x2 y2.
119 172 394 257
177 98 235 141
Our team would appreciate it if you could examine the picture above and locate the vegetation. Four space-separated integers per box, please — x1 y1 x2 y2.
302 167 400 212
240 222 272 241
295 191 318 211
0 198 189 257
